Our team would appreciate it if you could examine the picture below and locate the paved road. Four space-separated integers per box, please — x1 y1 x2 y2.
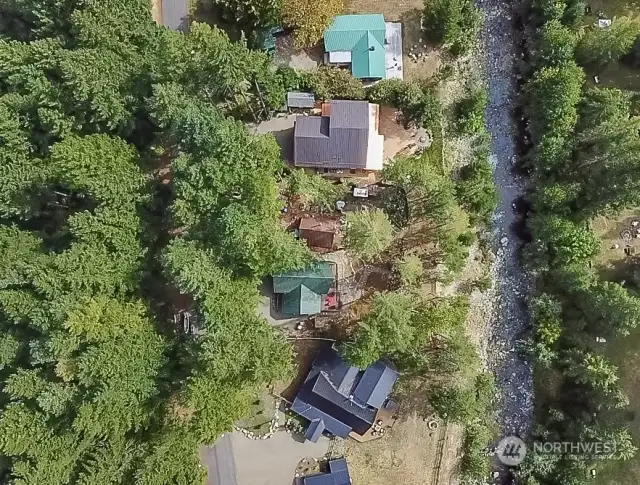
477 0 534 438
201 435 238 485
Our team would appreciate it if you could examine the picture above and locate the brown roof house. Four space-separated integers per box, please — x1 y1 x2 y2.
299 216 340 251
293 100 384 174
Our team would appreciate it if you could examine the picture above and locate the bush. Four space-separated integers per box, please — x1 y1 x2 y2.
534 20 578 68
562 0 586 26
470 274 491 291
344 209 395 261
276 66 307 93
305 67 365 100
455 86 487 134
430 374 495 480
441 234 470 276
422 0 482 56
455 153 497 223
461 423 493 480
365 78 406 105
366 79 442 128
282 0 344 47
286 169 348 212
576 19 640 67
399 83 441 128
395 254 423 287
430 373 495 423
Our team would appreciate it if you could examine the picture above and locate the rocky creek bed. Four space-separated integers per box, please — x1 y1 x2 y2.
477 0 534 440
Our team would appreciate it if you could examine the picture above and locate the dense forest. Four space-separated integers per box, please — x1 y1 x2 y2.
0 1 317 483
517 0 640 483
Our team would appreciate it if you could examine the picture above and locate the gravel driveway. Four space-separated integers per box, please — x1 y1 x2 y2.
478 0 534 438
203 431 330 485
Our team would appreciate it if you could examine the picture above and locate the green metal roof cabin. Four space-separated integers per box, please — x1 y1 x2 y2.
324 14 386 80
272 262 335 316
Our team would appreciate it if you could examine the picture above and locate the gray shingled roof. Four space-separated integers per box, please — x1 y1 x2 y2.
287 92 316 109
292 345 397 442
353 361 399 408
294 100 371 169
305 418 326 442
303 458 351 485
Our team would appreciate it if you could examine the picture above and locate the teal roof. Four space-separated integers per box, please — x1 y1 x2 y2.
352 31 385 79
281 284 322 315
273 262 334 295
324 14 386 51
324 14 386 79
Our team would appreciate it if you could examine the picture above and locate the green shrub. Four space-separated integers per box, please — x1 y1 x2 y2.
422 0 482 56
304 67 365 100
470 274 491 291
534 20 578 68
399 83 441 128
455 154 497 224
576 19 640 67
395 254 424 287
365 79 405 104
455 86 487 135
366 79 441 129
441 235 470 275
276 66 307 92
344 209 395 261
461 423 493 480
563 0 586 26
286 169 347 211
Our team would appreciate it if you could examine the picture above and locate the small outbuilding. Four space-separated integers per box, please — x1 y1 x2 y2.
287 92 316 110
299 217 339 250
272 262 336 316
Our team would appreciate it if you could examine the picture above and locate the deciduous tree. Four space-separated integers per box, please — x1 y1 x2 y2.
281 0 344 47
422 0 482 55
344 291 416 368
576 19 640 67
344 209 394 262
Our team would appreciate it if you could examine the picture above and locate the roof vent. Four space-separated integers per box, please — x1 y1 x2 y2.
369 46 375 51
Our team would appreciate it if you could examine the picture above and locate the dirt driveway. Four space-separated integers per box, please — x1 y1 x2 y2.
346 0 423 21
252 114 297 163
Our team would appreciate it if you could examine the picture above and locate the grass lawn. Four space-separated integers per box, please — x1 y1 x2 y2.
236 388 276 434
589 208 640 484
584 0 640 20
591 209 640 282
588 62 640 91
